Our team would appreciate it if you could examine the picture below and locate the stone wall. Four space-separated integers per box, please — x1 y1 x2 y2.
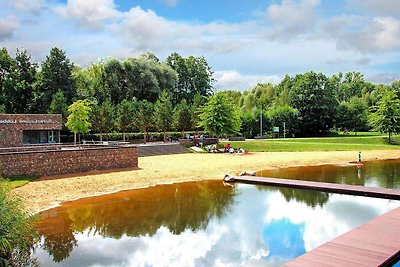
0 114 62 147
0 146 138 177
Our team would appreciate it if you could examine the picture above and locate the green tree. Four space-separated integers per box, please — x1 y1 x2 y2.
268 105 299 137
240 111 257 138
369 90 400 143
336 97 369 134
39 47 75 112
0 48 15 111
289 71 337 136
134 100 154 144
191 93 207 134
166 53 214 103
4 49 37 113
199 92 241 137
65 100 92 145
174 99 192 136
117 99 135 141
90 100 114 142
154 91 173 142
48 91 68 127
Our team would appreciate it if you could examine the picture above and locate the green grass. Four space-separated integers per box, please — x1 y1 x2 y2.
222 134 399 152
0 176 38 189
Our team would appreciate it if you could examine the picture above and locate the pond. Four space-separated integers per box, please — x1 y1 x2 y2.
33 179 400 266
257 159 400 189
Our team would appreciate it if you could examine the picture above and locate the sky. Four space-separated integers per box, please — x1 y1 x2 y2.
0 0 399 91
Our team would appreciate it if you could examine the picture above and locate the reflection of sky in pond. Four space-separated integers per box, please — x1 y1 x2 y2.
34 182 400 267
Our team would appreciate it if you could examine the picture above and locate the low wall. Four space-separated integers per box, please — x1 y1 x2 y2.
0 146 138 177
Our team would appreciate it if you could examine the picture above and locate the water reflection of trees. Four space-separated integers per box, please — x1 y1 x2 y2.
257 159 400 190
35 180 236 262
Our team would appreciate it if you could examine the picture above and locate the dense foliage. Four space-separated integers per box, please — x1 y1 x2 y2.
1 46 399 139
0 181 38 267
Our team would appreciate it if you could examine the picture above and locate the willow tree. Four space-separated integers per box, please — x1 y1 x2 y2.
66 100 92 145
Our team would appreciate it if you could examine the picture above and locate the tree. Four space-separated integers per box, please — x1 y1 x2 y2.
48 91 68 126
39 47 75 112
240 111 257 138
90 100 114 142
0 48 15 111
289 71 337 136
268 105 299 137
166 53 214 103
134 100 154 144
335 97 369 134
117 99 135 141
103 59 126 105
369 90 400 143
199 92 241 137
65 100 92 145
154 91 173 142
3 49 37 113
174 99 192 137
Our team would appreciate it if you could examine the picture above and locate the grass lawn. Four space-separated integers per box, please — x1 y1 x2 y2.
221 134 399 152
0 176 38 189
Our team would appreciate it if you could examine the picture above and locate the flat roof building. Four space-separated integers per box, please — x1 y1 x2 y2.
0 114 62 148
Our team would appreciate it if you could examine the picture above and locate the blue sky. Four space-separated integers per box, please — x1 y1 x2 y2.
0 0 399 91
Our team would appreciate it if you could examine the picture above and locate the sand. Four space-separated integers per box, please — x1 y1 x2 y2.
13 150 400 213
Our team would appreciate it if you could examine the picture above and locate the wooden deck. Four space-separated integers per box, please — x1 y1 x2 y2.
285 206 400 266
225 175 400 266
225 175 400 200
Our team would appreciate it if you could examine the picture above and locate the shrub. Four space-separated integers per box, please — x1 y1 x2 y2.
0 180 39 266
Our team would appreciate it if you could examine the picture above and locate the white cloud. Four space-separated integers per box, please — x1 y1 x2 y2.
321 15 400 53
266 0 321 40
55 0 121 29
0 16 19 41
367 73 400 84
6 0 44 13
113 6 248 55
346 0 400 16
214 70 281 91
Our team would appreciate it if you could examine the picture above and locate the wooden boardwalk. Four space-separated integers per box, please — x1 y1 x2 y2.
225 175 400 266
225 175 400 200
285 206 400 266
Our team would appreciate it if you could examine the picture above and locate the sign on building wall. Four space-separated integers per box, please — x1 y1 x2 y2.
0 119 54 124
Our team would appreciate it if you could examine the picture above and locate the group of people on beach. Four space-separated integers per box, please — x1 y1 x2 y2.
223 143 246 154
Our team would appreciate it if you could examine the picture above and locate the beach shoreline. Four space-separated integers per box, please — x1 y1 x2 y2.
13 150 400 213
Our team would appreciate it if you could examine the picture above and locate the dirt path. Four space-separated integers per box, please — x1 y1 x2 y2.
13 150 400 213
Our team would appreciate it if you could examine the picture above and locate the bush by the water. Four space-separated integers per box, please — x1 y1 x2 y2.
0 180 39 267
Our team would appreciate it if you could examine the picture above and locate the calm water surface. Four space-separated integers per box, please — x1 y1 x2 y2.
257 158 400 188
33 179 400 267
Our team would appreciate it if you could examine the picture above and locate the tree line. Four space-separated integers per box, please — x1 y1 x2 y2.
1 46 400 140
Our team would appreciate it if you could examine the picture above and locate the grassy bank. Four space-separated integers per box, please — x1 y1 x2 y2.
0 176 37 189
222 135 398 152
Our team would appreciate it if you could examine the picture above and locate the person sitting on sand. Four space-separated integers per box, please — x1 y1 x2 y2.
224 143 231 153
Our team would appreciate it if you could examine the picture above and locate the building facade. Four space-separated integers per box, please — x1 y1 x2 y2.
0 114 62 148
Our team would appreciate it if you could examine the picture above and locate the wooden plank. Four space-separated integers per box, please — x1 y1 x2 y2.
285 207 400 267
225 175 400 200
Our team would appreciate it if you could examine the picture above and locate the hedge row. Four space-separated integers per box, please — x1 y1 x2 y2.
60 131 205 143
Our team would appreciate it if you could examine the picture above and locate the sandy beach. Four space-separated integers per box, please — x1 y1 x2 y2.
13 150 400 213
